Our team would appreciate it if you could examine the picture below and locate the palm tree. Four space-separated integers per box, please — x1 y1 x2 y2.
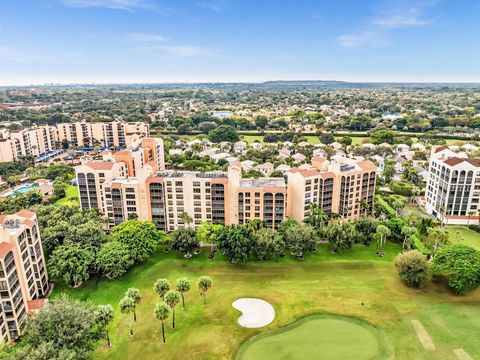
119 296 135 336
154 279 171 300
375 225 391 256
176 278 191 310
305 202 327 228
427 228 448 258
154 303 170 344
179 212 193 227
96 305 114 347
467 211 475 225
125 288 141 322
245 219 265 233
165 290 181 329
198 276 213 307
401 226 417 250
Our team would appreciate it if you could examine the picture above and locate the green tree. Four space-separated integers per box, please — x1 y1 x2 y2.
154 279 171 300
401 226 417 251
164 290 181 328
208 125 239 143
119 296 135 336
371 130 396 144
196 221 222 252
110 220 164 263
198 276 213 307
319 133 335 145
176 278 191 310
432 244 480 295
95 305 114 347
154 303 170 344
170 227 199 258
14 295 102 359
95 241 134 279
323 220 357 253
48 242 95 288
375 224 391 255
340 136 352 146
395 250 431 288
283 222 317 260
305 202 328 229
215 225 256 264
255 115 269 129
255 227 285 260
125 288 141 322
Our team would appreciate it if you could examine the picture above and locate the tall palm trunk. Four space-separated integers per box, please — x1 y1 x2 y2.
134 307 137 322
181 293 185 310
172 308 176 329
161 321 166 343
106 328 111 347
129 320 133 336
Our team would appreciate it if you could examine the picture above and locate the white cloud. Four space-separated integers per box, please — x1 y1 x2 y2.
130 44 212 57
336 31 388 48
160 45 210 57
372 7 432 28
122 33 167 42
60 0 155 11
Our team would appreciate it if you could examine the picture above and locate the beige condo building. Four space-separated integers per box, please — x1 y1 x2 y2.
0 210 49 342
0 125 57 162
287 157 377 221
56 120 149 148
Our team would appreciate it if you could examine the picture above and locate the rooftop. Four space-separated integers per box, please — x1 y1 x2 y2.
240 178 286 189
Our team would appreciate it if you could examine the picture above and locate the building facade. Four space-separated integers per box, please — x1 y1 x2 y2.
56 120 149 148
76 142 377 230
0 210 49 342
426 147 480 224
287 157 377 221
0 125 57 161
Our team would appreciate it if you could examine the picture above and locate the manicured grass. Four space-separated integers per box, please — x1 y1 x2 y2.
236 315 388 360
51 241 480 360
447 227 480 250
54 185 79 205
241 135 264 144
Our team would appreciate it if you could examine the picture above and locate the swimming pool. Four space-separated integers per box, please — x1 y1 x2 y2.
16 185 37 193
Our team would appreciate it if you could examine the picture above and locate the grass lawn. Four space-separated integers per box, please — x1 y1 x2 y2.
236 315 389 360
54 185 79 205
51 241 480 360
447 227 480 250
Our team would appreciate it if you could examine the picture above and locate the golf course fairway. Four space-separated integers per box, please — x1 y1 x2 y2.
236 314 393 360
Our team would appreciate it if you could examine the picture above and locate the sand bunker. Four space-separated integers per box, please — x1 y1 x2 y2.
232 298 275 328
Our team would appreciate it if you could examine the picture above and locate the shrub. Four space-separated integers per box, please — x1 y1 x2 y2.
391 181 414 197
432 244 480 295
395 250 431 288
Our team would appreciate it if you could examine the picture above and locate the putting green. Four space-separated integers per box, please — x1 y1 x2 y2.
236 315 393 360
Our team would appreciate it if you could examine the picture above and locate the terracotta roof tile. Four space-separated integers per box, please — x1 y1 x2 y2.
15 209 35 218
27 299 47 315
357 160 377 171
444 157 466 166
434 146 446 153
86 162 115 170
0 243 14 258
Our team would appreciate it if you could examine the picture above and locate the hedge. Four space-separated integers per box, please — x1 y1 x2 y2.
375 195 398 218
410 234 431 256
391 181 414 197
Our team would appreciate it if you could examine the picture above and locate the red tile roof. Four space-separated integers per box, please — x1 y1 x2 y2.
434 146 446 153
15 209 35 219
357 160 377 171
86 162 115 170
444 157 466 166
0 243 14 258
27 299 47 315
466 158 480 167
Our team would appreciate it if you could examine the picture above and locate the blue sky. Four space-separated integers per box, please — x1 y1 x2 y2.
0 0 479 85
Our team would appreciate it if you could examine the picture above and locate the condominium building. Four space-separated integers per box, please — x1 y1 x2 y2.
425 147 480 224
56 120 149 148
0 210 49 342
287 157 377 221
0 125 57 161
75 138 378 229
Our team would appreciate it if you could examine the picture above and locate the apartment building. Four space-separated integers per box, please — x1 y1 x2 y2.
56 120 149 148
425 147 480 224
0 125 57 161
0 210 49 342
287 157 377 221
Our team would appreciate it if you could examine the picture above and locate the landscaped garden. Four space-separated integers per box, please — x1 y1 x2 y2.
51 242 480 360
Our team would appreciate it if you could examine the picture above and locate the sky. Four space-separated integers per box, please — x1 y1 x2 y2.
0 0 479 85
